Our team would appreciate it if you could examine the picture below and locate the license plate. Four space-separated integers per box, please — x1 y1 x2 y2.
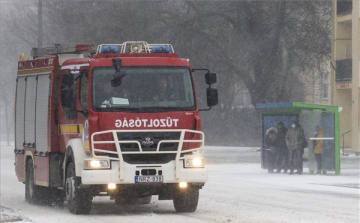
135 175 163 183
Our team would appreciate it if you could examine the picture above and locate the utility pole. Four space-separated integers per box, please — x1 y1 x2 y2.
38 0 42 48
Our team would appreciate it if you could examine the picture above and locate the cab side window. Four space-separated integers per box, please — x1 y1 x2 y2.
80 74 88 111
61 73 76 119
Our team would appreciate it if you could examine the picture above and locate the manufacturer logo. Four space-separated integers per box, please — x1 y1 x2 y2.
141 137 154 146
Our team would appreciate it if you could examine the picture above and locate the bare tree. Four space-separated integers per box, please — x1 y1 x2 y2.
0 0 331 146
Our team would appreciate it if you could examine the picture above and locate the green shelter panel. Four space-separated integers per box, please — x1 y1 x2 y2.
300 113 335 172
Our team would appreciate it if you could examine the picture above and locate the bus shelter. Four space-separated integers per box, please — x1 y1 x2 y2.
255 102 341 175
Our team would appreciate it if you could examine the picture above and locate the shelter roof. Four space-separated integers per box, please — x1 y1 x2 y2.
255 102 340 113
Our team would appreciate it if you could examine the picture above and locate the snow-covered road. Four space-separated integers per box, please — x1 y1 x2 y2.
1 144 359 223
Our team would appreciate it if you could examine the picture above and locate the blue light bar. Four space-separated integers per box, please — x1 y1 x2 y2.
100 45 120 53
151 46 171 53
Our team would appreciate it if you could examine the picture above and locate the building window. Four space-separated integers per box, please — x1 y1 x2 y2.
321 74 329 100
337 0 352 15
336 59 352 82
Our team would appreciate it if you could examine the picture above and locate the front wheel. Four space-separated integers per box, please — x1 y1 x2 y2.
173 188 199 212
66 162 92 214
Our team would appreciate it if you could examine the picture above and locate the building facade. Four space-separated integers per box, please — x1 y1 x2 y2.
331 0 360 153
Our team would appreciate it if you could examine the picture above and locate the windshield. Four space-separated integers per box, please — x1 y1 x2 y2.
91 67 195 112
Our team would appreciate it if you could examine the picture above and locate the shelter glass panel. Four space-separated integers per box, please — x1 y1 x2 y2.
261 114 297 168
300 113 335 172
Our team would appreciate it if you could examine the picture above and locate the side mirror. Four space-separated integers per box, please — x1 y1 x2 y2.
205 72 217 85
62 73 74 86
192 68 219 111
207 87 218 107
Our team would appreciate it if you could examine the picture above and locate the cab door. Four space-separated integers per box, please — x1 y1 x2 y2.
58 70 84 153
75 70 90 152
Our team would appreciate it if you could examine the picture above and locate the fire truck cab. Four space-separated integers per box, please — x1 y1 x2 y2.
15 41 218 214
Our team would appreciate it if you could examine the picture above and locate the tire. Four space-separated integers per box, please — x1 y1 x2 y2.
173 188 199 212
26 159 64 206
66 162 92 214
25 159 39 204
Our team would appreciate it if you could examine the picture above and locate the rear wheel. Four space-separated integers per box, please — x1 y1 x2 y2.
25 159 39 204
173 188 199 212
66 162 92 214
25 159 64 206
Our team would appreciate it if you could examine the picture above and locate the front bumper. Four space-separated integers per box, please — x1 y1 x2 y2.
82 129 208 185
81 160 208 184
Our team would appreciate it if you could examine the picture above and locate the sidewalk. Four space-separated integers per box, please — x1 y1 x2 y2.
205 146 360 177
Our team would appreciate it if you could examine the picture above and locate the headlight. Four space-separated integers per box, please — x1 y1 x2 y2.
83 160 110 169
179 182 188 188
184 157 205 168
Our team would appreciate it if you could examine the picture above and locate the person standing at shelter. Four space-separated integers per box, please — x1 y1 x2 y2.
285 121 306 175
265 127 278 173
276 122 288 173
297 124 308 174
313 126 324 174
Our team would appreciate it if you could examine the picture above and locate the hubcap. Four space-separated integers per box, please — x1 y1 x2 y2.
66 177 75 201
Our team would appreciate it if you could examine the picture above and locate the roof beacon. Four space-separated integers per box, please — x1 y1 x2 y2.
96 41 175 54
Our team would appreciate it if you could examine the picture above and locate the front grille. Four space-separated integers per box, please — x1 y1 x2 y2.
123 154 176 164
92 129 204 167
117 132 181 152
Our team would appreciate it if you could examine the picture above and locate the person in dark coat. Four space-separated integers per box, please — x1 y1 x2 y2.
275 122 288 173
265 127 278 173
285 121 306 175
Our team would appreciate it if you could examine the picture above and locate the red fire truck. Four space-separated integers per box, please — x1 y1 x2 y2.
14 41 218 214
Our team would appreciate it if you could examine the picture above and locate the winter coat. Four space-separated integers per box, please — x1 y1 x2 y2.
298 126 308 149
276 127 288 152
265 127 278 152
314 129 324 154
285 127 305 150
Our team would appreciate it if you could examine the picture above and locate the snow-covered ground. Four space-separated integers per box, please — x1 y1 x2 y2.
1 142 359 223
